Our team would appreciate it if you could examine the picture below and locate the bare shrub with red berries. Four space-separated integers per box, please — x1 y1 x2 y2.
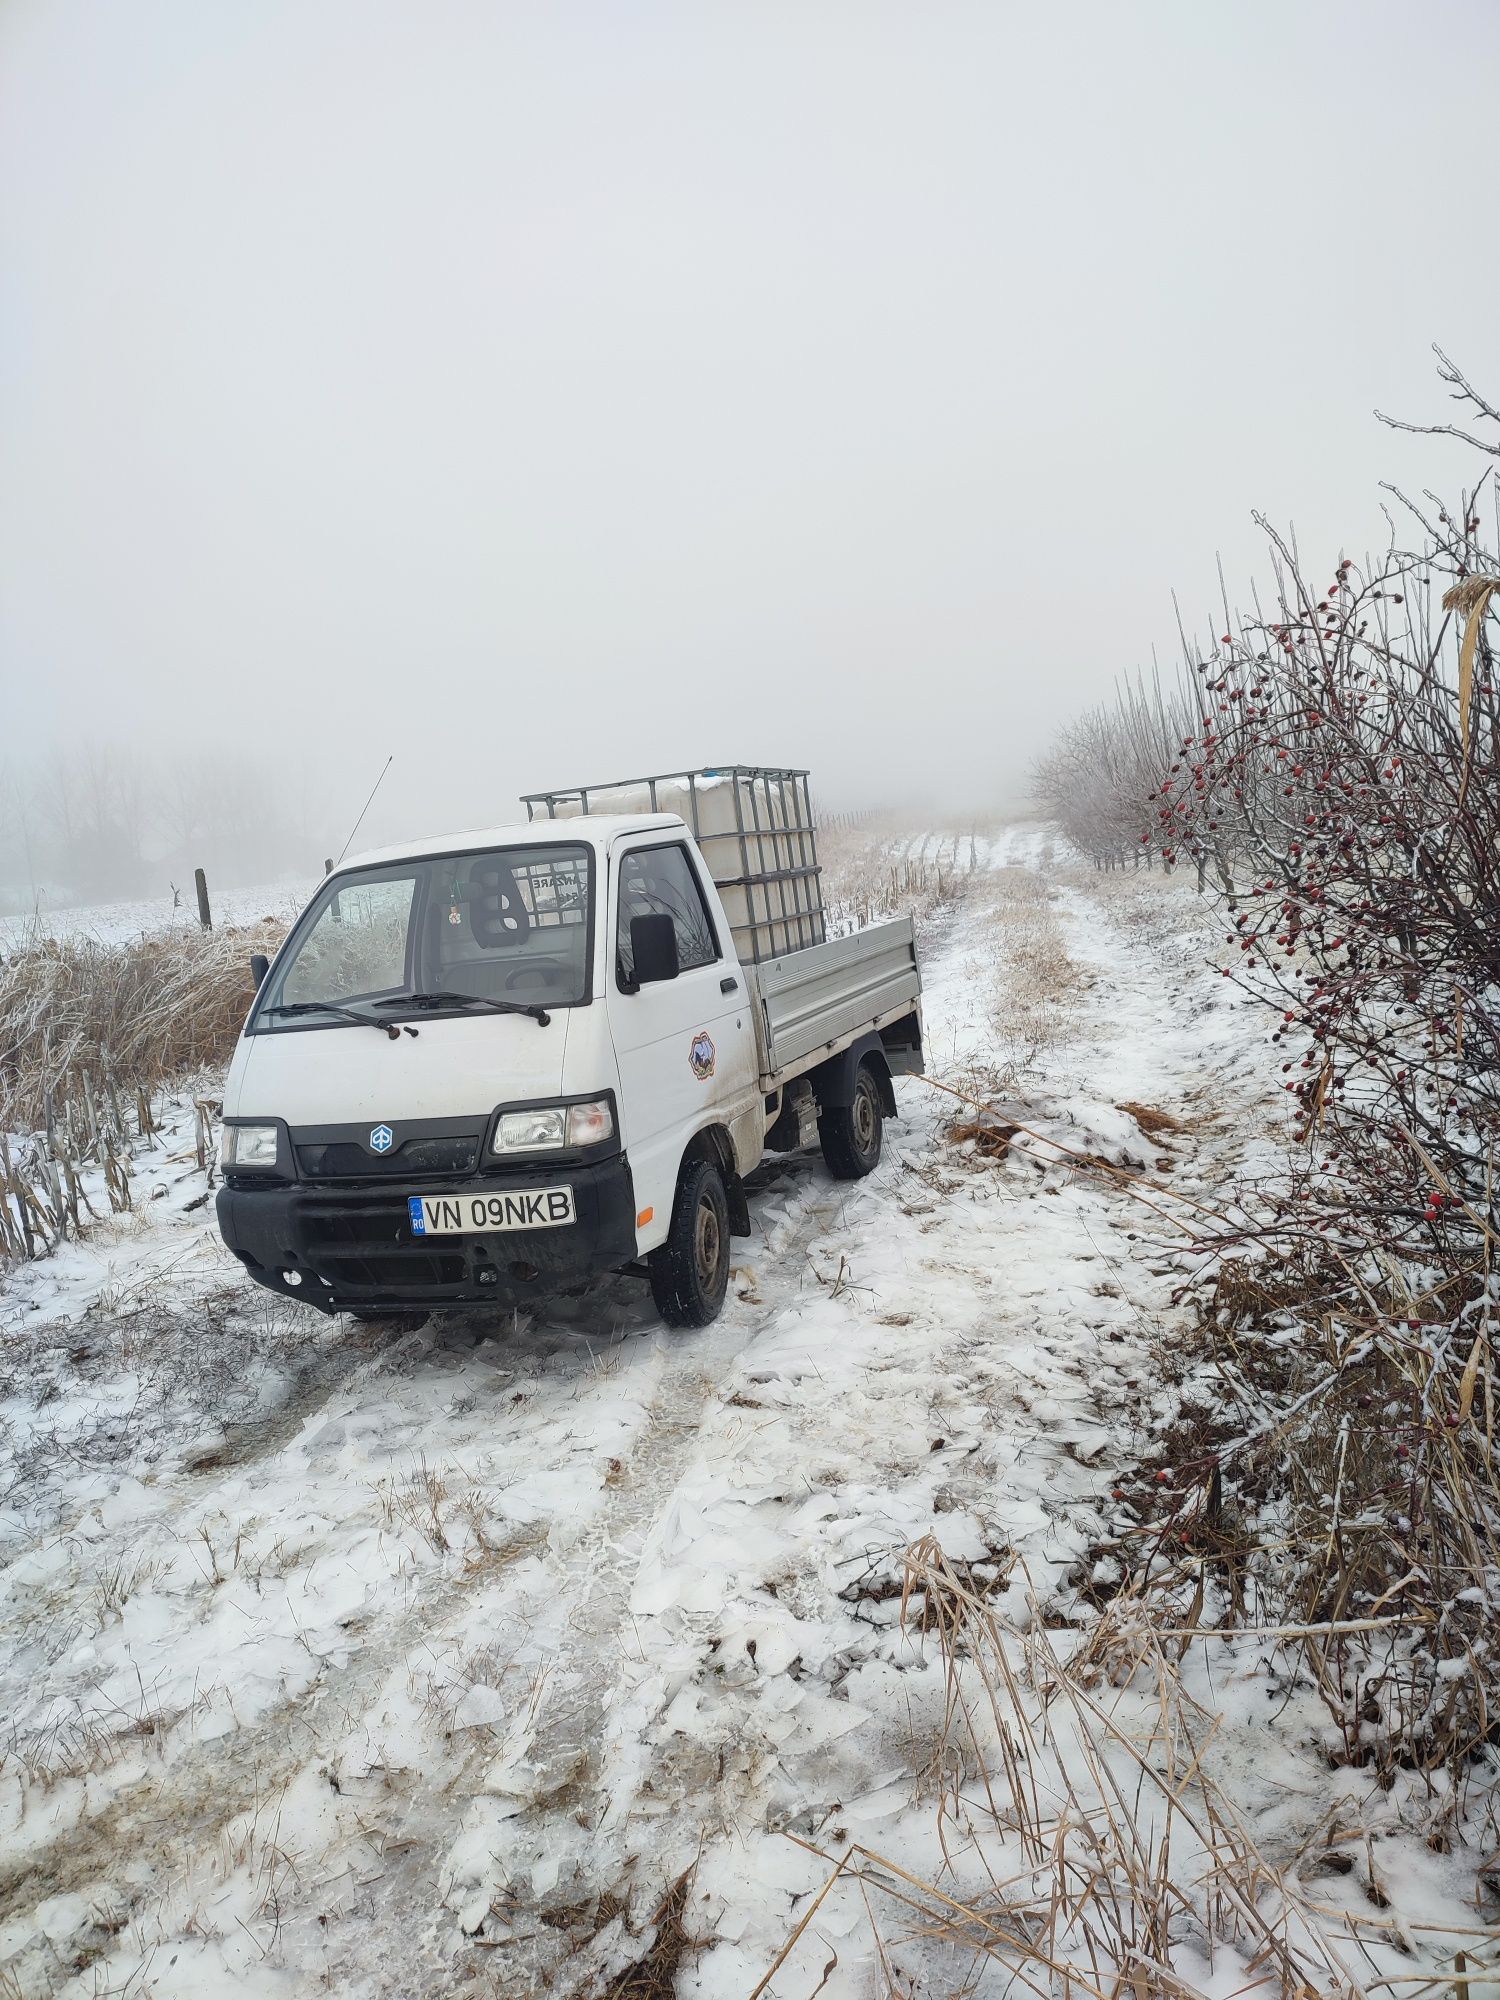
1062 356 1500 1819
1167 357 1499 1263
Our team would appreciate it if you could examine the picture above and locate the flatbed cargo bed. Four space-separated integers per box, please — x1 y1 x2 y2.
744 916 922 1088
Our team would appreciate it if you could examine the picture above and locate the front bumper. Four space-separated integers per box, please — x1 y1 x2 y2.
216 1154 637 1313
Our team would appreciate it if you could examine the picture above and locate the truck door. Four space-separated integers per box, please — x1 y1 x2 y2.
607 836 756 1249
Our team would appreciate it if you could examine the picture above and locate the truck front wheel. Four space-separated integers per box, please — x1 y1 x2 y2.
818 1063 884 1180
649 1156 731 1328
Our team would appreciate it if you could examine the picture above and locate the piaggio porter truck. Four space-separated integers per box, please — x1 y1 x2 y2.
215 767 923 1328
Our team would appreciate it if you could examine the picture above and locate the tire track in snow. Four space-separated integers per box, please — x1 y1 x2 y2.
424 1158 910 1958
0 1156 875 1996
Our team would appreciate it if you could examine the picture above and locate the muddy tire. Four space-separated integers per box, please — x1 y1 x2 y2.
648 1156 731 1328
818 1062 884 1180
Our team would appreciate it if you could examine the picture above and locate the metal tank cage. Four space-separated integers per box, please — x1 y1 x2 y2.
520 765 826 965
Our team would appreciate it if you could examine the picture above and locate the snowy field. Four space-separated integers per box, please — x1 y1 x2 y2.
0 883 312 954
0 829 1486 1997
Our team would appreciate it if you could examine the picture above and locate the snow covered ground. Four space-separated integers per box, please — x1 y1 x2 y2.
0 882 311 954
1 829 1489 1997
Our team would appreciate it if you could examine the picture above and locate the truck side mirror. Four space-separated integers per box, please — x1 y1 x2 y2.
250 952 270 990
629 914 679 986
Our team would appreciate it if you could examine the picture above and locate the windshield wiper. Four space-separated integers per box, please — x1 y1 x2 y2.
262 1001 414 1040
373 990 552 1027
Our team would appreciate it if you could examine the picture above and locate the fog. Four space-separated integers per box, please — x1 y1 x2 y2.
3 0 1497 903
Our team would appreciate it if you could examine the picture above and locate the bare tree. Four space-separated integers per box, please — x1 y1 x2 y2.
1033 667 1196 871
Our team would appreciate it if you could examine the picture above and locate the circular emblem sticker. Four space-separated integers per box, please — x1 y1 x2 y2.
689 1030 716 1080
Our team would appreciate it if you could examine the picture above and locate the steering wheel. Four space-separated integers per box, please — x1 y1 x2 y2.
505 962 562 991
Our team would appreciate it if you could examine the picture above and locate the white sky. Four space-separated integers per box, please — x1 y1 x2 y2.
3 0 1496 848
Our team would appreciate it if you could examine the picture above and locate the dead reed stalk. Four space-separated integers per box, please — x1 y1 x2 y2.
761 1538 1399 1997
0 920 283 1136
0 918 284 1263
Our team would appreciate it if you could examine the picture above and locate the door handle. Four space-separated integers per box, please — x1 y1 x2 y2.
720 976 738 994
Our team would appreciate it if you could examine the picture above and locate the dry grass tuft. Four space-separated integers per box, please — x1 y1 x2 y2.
1117 1099 1184 1136
947 1114 1018 1161
980 868 1086 1088
593 1870 698 2000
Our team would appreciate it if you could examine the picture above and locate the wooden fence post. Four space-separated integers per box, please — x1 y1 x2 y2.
194 868 212 930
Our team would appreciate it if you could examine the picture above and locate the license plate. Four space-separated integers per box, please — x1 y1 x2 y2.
407 1188 576 1235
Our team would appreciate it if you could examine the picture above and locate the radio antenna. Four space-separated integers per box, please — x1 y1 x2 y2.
335 755 394 867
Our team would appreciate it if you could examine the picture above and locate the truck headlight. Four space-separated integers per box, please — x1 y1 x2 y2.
222 1123 279 1168
492 1099 613 1154
496 1107 566 1152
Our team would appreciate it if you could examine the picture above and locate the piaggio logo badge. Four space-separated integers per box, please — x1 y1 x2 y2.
689 1031 716 1080
369 1124 395 1154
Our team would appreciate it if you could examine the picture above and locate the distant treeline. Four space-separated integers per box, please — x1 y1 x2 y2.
0 745 322 908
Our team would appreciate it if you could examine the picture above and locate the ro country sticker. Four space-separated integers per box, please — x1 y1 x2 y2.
689 1030 716 1080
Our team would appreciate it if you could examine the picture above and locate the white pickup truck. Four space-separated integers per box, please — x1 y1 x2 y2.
216 766 922 1327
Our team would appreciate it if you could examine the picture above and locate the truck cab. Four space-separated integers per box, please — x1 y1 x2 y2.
217 778 922 1329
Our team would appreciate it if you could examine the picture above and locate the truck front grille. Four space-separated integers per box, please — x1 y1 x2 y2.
296 1136 480 1181
297 1199 467 1291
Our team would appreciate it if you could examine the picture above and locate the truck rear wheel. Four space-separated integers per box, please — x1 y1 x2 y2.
818 1062 884 1180
649 1156 731 1328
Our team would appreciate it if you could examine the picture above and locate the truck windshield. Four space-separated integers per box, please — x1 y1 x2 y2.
256 842 592 1027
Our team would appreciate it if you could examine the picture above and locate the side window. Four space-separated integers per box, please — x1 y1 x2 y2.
617 843 719 982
